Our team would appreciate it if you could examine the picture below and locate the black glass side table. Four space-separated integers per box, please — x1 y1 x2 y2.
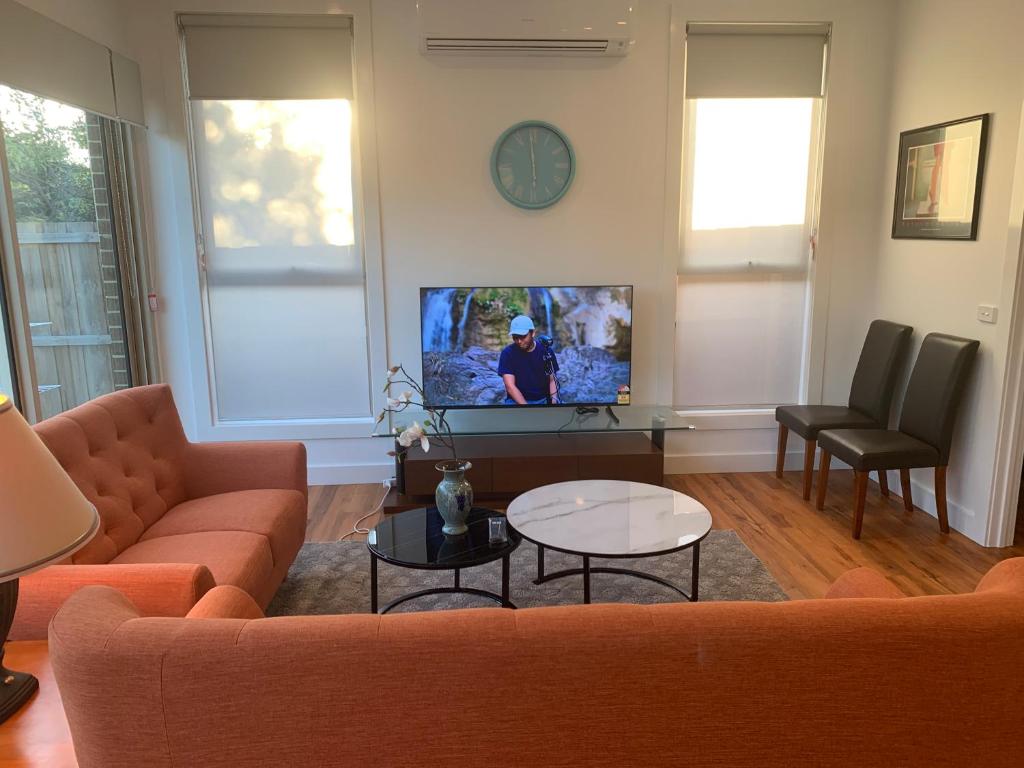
367 507 521 614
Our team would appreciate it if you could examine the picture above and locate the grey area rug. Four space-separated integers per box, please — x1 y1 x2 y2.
267 530 787 616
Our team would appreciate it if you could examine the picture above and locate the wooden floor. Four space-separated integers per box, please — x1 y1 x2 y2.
309 469 1024 599
4 469 1024 767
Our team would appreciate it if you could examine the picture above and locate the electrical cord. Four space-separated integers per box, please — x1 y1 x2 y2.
339 481 392 540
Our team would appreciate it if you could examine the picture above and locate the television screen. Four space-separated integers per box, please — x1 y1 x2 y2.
421 286 633 408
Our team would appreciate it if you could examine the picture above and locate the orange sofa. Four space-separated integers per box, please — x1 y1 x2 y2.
10 384 307 640
49 559 1024 768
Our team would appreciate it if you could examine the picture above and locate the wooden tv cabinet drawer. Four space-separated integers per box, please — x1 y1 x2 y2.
396 432 663 500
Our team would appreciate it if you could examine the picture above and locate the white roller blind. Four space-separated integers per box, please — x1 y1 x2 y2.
180 15 354 101
0 0 144 123
0 0 114 116
686 23 828 99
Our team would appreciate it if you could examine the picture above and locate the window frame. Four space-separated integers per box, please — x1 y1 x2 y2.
663 14 833 413
0 94 151 423
176 10 388 441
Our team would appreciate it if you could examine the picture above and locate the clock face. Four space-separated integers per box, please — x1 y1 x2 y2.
491 121 575 209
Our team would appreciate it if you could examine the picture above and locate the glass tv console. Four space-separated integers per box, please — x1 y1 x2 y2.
374 405 696 508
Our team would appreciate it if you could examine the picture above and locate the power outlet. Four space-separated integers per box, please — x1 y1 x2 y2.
977 305 998 324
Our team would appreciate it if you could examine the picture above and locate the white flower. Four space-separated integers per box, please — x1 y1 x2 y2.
386 365 401 380
386 390 413 408
397 421 430 452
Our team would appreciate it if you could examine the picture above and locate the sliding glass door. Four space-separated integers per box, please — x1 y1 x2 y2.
0 86 136 420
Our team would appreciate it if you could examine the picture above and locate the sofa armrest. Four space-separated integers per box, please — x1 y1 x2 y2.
975 557 1024 594
182 440 307 501
187 586 264 620
11 563 216 641
825 568 907 600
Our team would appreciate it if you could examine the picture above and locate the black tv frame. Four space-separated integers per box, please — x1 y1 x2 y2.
419 284 634 410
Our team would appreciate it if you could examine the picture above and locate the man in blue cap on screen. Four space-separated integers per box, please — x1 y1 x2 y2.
498 315 560 405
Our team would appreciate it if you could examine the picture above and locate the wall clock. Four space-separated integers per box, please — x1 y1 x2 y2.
490 120 576 209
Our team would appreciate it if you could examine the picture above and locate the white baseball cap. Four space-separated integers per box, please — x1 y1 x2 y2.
509 315 535 336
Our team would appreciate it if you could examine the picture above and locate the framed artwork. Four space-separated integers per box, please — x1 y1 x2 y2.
891 113 989 240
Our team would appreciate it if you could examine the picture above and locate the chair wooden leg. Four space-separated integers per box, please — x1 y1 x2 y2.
816 450 831 510
877 470 889 497
900 469 913 512
852 471 868 539
775 424 788 478
935 466 949 534
802 439 816 500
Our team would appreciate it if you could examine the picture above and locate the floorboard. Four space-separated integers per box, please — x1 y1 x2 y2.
309 471 1024 598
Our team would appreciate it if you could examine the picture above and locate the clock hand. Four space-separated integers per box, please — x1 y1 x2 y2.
529 131 537 186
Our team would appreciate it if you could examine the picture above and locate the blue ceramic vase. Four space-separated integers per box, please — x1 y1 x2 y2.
435 460 473 535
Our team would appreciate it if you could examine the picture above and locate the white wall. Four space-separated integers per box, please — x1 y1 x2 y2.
373 0 670 400
113 0 899 485
865 0 1024 544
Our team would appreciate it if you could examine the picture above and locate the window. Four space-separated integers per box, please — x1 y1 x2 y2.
0 3 149 422
180 15 370 423
0 87 136 419
190 98 368 420
676 25 827 409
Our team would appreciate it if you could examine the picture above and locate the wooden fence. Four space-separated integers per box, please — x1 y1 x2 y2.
17 221 129 420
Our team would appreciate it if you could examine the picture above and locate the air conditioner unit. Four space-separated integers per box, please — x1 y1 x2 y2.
418 0 636 57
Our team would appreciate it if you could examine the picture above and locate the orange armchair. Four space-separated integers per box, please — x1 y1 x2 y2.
10 385 307 640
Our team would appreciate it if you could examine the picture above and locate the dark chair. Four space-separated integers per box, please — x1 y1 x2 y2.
775 320 913 500
816 333 980 539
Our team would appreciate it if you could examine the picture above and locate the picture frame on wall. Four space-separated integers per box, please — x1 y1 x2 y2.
891 113 989 240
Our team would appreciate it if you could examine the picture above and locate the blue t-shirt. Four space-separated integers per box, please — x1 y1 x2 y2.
498 342 558 402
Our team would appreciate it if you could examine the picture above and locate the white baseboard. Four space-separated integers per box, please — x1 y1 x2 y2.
308 462 393 486
664 450 806 475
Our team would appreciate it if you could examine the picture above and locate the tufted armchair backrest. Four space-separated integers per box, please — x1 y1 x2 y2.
33 385 190 564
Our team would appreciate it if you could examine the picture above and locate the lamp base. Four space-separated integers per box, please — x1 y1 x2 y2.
0 666 38 724
0 578 38 724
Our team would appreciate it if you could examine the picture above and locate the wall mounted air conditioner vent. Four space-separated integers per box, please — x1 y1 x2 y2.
418 1 636 58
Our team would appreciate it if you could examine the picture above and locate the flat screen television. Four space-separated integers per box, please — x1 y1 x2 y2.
420 285 633 408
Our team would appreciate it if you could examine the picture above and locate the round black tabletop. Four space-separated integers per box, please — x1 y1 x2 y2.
367 507 521 571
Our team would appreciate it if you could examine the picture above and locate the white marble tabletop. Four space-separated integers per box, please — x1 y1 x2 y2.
506 480 712 557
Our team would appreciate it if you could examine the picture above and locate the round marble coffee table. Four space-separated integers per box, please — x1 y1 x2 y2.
505 480 712 604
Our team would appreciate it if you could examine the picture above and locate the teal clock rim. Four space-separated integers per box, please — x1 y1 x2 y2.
490 120 576 210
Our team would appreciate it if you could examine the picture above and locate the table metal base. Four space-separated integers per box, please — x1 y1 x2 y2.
371 552 516 614
533 542 700 604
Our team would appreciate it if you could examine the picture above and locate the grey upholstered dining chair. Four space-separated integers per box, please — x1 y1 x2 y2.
815 333 980 539
775 320 913 500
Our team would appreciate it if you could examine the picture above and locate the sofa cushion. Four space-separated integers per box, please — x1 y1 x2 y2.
140 489 306 570
33 385 189 563
111 531 274 598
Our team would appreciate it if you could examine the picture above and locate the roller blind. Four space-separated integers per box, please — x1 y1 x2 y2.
180 14 354 101
0 0 145 124
686 23 829 99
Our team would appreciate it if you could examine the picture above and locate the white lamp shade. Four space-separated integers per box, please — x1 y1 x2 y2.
0 396 99 581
